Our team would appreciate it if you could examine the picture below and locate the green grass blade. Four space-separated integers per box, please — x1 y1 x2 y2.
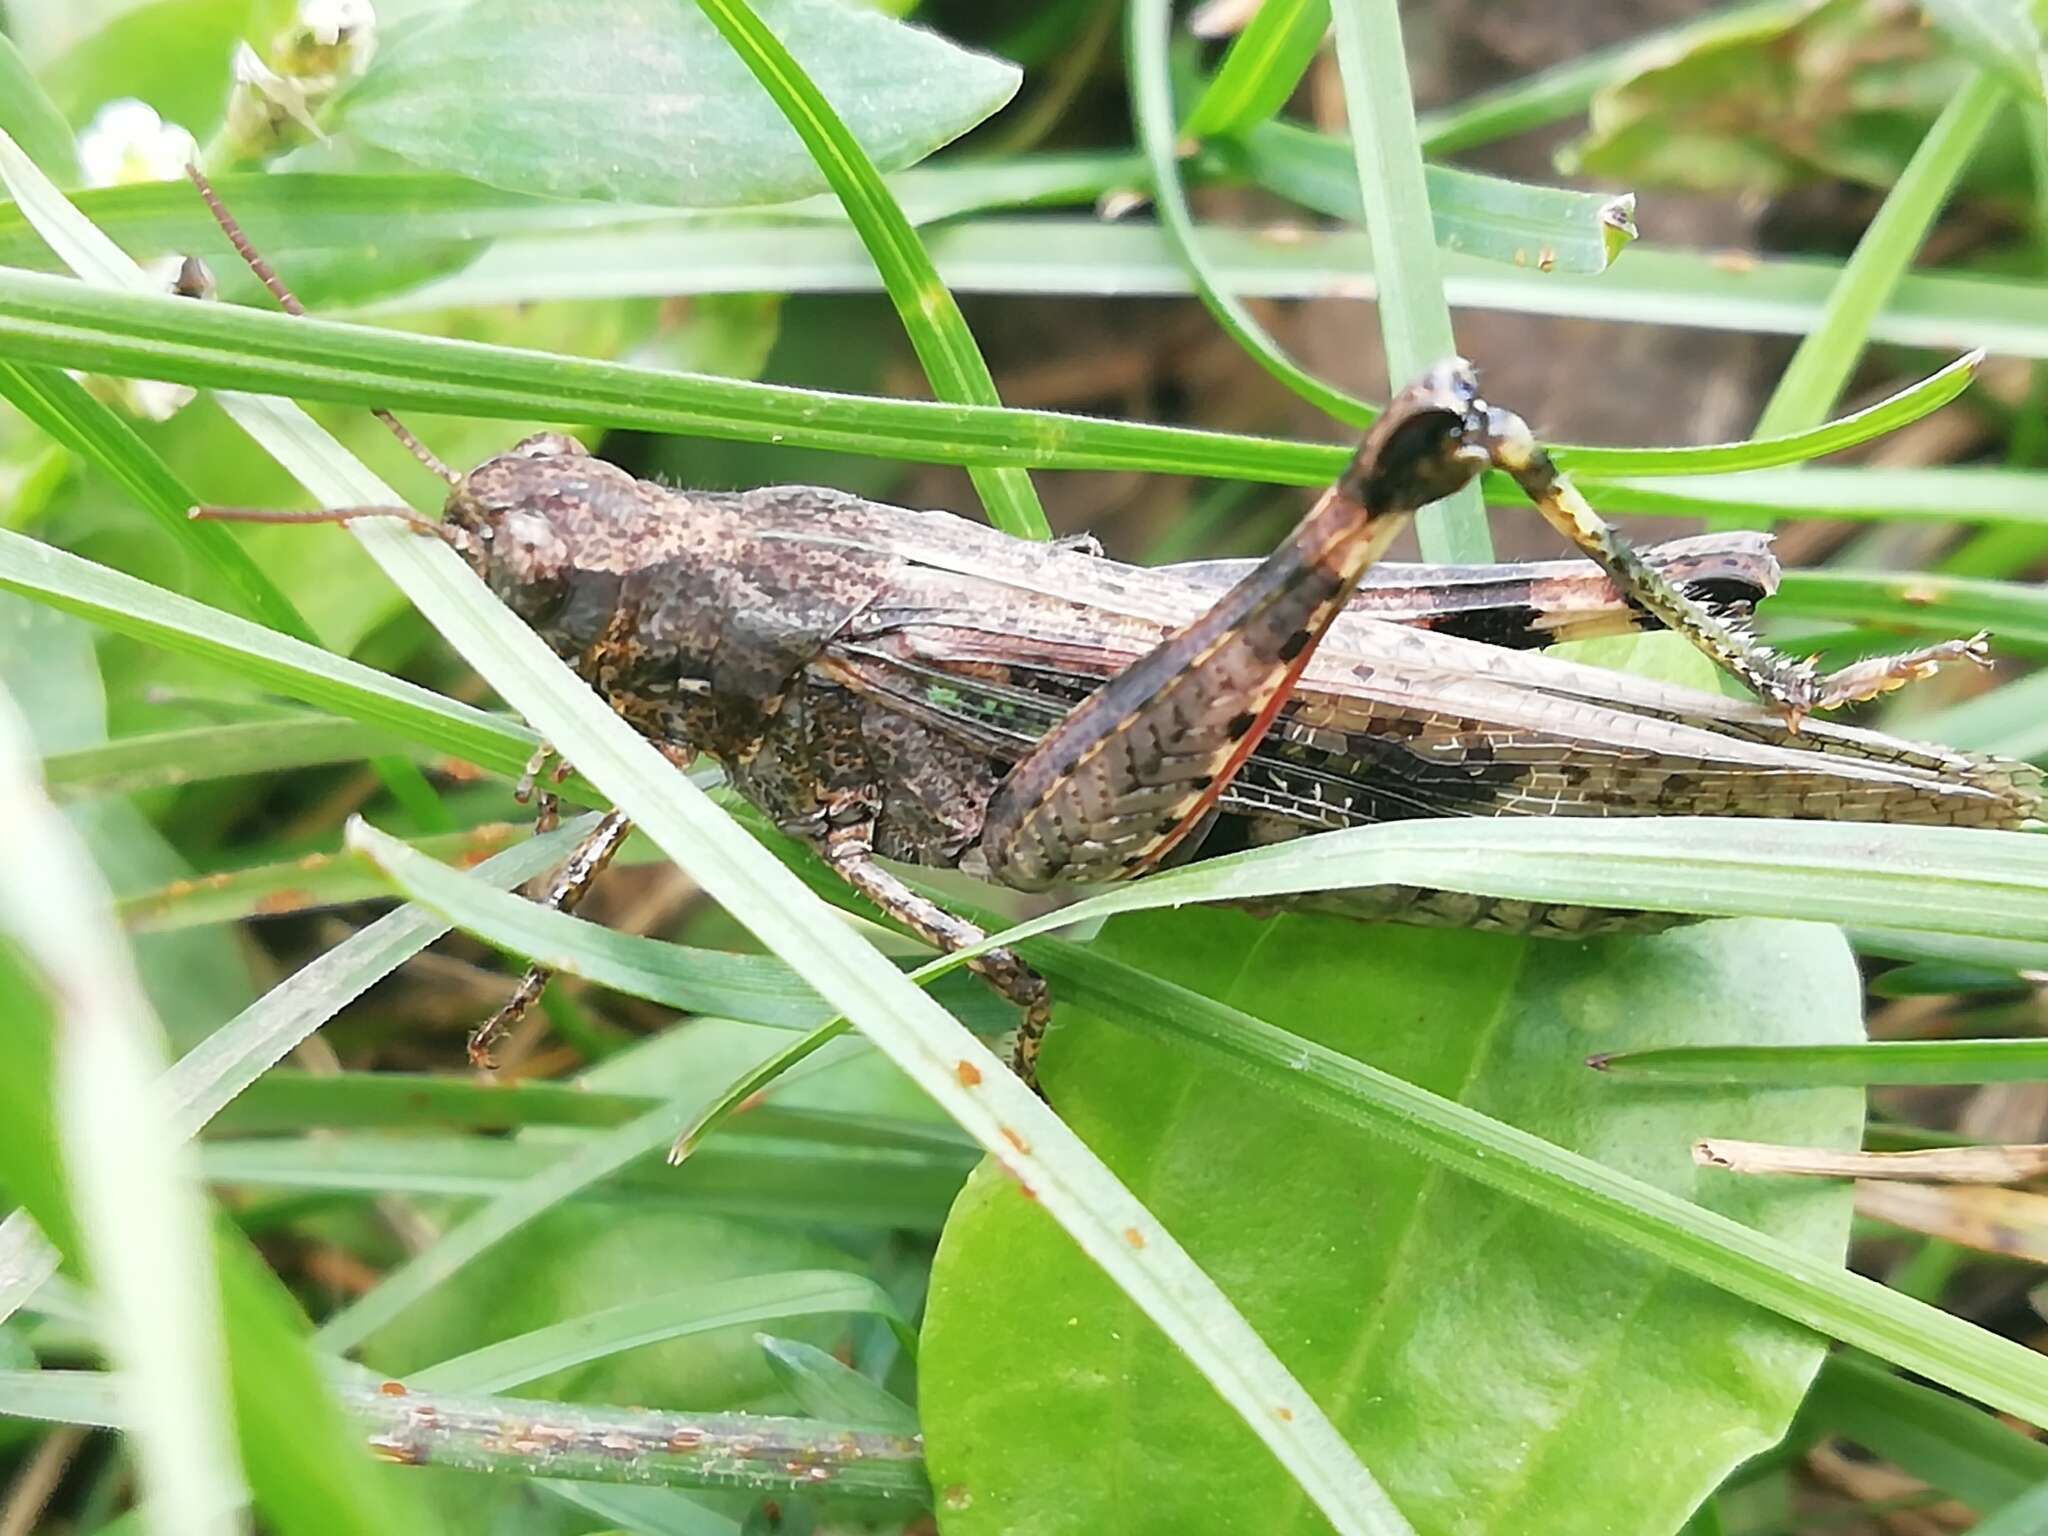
0 359 318 640
1807 1351 2048 1510
0 529 545 783
1775 569 2048 650
982 819 2048 948
41 716 409 801
688 0 1048 539
207 1071 656 1134
1130 0 1375 427
1224 120 1638 274
0 265 1977 484
1752 70 2009 441
0 34 77 185
759 1335 919 1433
343 821 1013 1032
1589 1039 2048 1086
1182 0 1330 138
409 1271 912 1394
1585 463 2043 527
1328 0 1488 558
1977 1481 2048 1536
0 682 243 1534
118 820 604 932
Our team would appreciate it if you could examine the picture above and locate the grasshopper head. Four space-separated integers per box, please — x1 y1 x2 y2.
441 432 599 627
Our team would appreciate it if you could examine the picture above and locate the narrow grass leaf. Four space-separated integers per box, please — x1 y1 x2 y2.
0 35 77 184
688 0 1048 539
1751 69 2008 441
1328 0 1489 558
0 267 1986 485
1130 0 1375 426
1223 120 1639 274
0 351 316 641
1592 1039 2048 1086
0 681 243 1535
1806 1351 2048 1510
1181 0 1330 138
0 823 579 1327
757 1336 920 1434
41 716 409 801
0 528 545 782
409 1271 912 1394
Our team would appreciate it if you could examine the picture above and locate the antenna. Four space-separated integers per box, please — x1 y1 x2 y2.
184 162 461 487
188 502 470 550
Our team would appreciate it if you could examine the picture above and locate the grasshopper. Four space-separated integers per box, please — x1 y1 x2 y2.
186 171 2038 1079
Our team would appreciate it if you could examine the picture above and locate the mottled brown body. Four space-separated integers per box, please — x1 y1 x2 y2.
425 366 2037 1068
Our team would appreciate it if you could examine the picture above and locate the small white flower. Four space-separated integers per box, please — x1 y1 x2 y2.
75 99 198 188
278 0 377 83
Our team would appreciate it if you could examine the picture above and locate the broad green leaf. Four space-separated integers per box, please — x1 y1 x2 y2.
332 0 1021 207
923 914 1864 1536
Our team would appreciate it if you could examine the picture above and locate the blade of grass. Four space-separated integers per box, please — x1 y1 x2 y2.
1328 0 1488 558
759 1335 919 1433
1774 569 2048 651
1181 0 1329 138
1222 120 1639 274
0 680 244 1536
0 528 550 786
1978 1482 2048 1536
202 1132 971 1230
0 34 76 185
1589 1040 2048 1086
0 1371 931 1502
688 0 1048 540
1131 0 1375 427
117 819 613 932
982 818 2048 948
41 716 411 801
331 822 1014 1034
1751 69 2009 441
0 361 315 639
1806 1351 2048 1511
408 1271 912 1394
0 265 1983 482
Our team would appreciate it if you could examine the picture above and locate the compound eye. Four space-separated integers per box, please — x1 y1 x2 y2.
508 431 590 460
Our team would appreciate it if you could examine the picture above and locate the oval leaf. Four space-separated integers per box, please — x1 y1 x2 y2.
332 0 1021 206
922 914 1865 1536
